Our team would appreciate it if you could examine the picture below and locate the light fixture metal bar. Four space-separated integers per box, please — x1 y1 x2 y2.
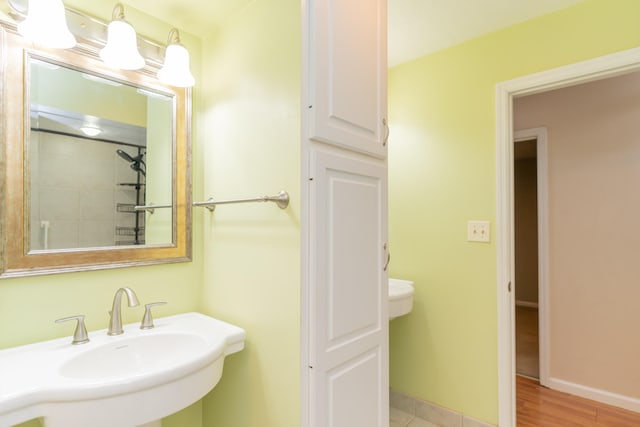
6 0 165 70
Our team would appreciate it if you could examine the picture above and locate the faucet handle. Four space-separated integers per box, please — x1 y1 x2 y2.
55 315 90 345
140 302 167 330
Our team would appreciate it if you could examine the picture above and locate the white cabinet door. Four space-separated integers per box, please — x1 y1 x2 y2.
306 0 388 158
308 150 388 427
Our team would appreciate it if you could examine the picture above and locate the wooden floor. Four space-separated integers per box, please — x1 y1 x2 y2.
516 306 539 378
517 375 640 426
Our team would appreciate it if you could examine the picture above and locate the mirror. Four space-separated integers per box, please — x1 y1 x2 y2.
0 26 192 277
29 58 174 249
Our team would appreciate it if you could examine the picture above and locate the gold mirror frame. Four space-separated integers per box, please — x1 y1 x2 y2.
0 25 192 278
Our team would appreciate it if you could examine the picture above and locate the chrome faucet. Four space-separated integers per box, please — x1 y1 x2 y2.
108 287 140 335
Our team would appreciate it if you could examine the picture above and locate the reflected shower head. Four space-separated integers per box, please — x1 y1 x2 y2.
116 149 146 176
130 163 146 176
116 149 135 163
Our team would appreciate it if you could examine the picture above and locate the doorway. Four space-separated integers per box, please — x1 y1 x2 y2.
512 127 549 390
496 48 640 427
513 136 539 381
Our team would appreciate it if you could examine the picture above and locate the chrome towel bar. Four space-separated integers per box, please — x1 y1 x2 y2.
134 203 172 214
193 190 289 212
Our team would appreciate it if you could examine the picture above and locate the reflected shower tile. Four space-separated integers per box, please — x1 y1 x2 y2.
116 187 141 207
80 190 115 220
39 188 80 220
39 152 83 188
79 219 116 247
46 220 80 249
30 220 40 250
39 133 81 157
78 156 115 190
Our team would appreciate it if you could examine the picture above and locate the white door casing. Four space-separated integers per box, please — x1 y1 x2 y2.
513 127 549 388
307 150 388 427
496 48 640 427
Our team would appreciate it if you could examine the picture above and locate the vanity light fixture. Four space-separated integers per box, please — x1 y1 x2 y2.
9 0 195 87
157 28 195 88
17 0 76 49
99 3 145 70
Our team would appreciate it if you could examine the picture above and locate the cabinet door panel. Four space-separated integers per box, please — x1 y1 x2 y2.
307 0 387 157
308 150 388 426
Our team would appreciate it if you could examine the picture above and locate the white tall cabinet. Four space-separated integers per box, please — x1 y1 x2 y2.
302 0 388 425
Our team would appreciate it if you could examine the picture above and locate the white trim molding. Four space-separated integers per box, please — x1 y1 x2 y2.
496 47 640 427
514 127 549 387
547 378 640 413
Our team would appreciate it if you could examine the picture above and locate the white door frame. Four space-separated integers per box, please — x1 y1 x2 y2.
496 47 640 427
513 127 549 387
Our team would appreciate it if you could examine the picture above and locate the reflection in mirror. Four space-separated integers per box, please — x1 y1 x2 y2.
28 58 173 251
0 26 192 278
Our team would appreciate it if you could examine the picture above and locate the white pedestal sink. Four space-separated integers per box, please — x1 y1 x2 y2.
0 312 245 427
389 278 414 320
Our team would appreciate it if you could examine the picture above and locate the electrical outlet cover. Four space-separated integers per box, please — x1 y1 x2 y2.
467 221 491 242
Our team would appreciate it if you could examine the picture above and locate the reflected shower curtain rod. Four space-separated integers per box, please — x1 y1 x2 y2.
193 191 289 212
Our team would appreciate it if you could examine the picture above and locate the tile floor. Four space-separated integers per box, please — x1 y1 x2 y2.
390 407 440 427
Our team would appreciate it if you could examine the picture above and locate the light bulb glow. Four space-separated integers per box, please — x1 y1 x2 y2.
80 126 102 137
158 43 195 88
18 0 76 49
99 20 145 70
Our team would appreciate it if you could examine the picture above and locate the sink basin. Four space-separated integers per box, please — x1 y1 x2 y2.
0 312 245 427
389 278 414 319
60 333 206 380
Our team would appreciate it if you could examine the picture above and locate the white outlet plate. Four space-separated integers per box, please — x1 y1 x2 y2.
467 221 491 242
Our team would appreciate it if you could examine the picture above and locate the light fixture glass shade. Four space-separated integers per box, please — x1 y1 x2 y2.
18 0 76 49
99 20 145 70
158 44 195 88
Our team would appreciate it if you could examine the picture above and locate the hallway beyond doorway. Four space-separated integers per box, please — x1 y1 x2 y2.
515 306 538 379
516 376 640 426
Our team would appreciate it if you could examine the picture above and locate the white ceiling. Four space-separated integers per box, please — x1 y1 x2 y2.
126 0 584 67
388 0 583 66
125 0 251 38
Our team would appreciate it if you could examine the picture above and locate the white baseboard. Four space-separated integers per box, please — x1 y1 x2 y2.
515 300 538 309
547 377 640 413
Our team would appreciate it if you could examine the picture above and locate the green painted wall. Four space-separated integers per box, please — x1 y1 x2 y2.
197 0 302 425
30 64 147 127
144 95 174 245
388 0 640 424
